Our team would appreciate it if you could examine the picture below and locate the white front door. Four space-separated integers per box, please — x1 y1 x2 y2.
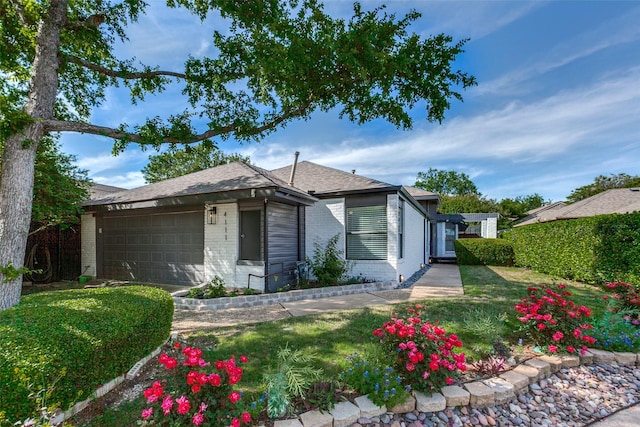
437 222 458 257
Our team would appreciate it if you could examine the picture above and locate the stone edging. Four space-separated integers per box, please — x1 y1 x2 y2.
172 281 397 311
274 349 640 427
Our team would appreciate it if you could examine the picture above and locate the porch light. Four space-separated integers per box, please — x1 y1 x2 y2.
207 206 217 224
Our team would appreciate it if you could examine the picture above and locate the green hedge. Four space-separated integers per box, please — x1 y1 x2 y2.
453 238 515 266
503 213 640 284
0 286 174 422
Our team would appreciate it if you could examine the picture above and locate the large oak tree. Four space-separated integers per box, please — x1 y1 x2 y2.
0 0 475 309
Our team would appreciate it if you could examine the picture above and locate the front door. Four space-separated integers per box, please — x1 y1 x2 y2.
437 222 457 258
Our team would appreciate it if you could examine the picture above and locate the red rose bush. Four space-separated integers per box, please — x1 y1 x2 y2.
373 305 466 392
515 284 596 355
140 341 252 427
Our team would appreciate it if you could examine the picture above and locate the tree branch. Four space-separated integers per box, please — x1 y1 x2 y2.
43 98 314 143
63 55 187 80
64 13 106 30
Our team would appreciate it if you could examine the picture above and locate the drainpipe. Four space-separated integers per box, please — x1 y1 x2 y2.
288 151 300 186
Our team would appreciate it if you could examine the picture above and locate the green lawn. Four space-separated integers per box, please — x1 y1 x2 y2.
74 265 608 426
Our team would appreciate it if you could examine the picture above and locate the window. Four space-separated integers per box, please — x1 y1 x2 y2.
398 200 404 259
240 210 262 261
346 205 387 260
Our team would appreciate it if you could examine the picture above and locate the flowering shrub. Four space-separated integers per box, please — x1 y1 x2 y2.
590 308 640 352
339 353 410 407
514 284 596 355
372 305 466 392
140 342 253 427
602 282 640 312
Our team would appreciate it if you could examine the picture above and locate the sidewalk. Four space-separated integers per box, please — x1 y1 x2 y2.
591 403 640 427
171 263 463 332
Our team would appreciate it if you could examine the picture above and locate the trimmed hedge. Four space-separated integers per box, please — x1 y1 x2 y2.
0 286 174 422
453 238 515 266
503 213 640 284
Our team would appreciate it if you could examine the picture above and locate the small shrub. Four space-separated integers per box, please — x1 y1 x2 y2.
372 305 467 392
471 356 508 377
602 281 640 312
262 346 323 418
186 277 228 299
514 283 596 354
307 235 351 286
339 353 410 408
0 286 173 422
139 342 252 427
454 239 514 266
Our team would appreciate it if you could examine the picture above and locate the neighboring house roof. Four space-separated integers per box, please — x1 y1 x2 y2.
271 161 392 195
515 202 568 227
460 213 500 222
84 162 316 208
89 183 127 199
403 186 440 201
514 188 640 227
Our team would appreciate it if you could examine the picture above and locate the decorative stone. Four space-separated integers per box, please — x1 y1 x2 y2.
329 401 360 427
580 350 594 365
414 391 446 412
354 395 386 418
274 419 303 427
613 352 637 366
587 348 615 364
388 395 416 414
524 358 550 378
537 355 563 373
464 381 495 408
559 354 580 368
513 364 540 383
482 377 515 404
441 385 471 407
300 410 333 427
499 370 530 393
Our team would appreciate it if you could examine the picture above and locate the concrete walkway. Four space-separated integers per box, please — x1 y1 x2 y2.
171 263 463 332
592 403 640 427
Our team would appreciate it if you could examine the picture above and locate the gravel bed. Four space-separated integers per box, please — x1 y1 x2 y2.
349 364 640 427
397 265 431 289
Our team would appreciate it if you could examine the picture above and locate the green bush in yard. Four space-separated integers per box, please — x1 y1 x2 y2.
0 286 174 423
504 213 640 284
454 238 514 266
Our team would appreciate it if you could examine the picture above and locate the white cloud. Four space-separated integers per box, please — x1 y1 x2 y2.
92 171 147 189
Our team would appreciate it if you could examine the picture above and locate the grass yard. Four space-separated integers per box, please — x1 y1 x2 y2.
72 265 608 426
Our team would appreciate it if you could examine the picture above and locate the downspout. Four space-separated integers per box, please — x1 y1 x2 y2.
288 151 300 186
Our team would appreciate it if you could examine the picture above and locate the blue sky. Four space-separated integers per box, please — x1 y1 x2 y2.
60 1 640 203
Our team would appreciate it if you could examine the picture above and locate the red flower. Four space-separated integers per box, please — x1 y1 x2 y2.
209 373 221 386
537 323 546 330
241 412 252 423
174 342 181 349
240 355 249 363
176 395 191 415
229 391 241 403
552 331 564 342
547 345 558 353
445 377 454 385
231 418 241 427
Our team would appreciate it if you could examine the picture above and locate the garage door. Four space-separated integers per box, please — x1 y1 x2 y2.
100 211 204 285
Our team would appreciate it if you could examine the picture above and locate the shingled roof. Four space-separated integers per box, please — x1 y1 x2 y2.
514 188 640 227
84 162 314 207
403 186 439 201
270 161 392 195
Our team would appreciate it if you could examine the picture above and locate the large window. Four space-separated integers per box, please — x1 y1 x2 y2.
346 205 387 260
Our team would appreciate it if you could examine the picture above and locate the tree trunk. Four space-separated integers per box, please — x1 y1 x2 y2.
0 0 67 310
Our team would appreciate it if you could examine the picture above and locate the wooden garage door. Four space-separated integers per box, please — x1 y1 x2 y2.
100 211 204 285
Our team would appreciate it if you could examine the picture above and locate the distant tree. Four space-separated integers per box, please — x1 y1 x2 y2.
498 194 546 219
142 143 250 183
415 168 479 196
1 137 89 234
438 194 498 214
567 173 640 202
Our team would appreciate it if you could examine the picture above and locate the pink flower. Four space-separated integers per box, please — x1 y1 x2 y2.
547 345 558 353
161 394 173 415
240 355 249 363
445 377 454 385
552 331 564 341
537 323 546 330
142 407 153 419
241 412 252 423
192 412 204 425
566 345 575 353
231 418 241 427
